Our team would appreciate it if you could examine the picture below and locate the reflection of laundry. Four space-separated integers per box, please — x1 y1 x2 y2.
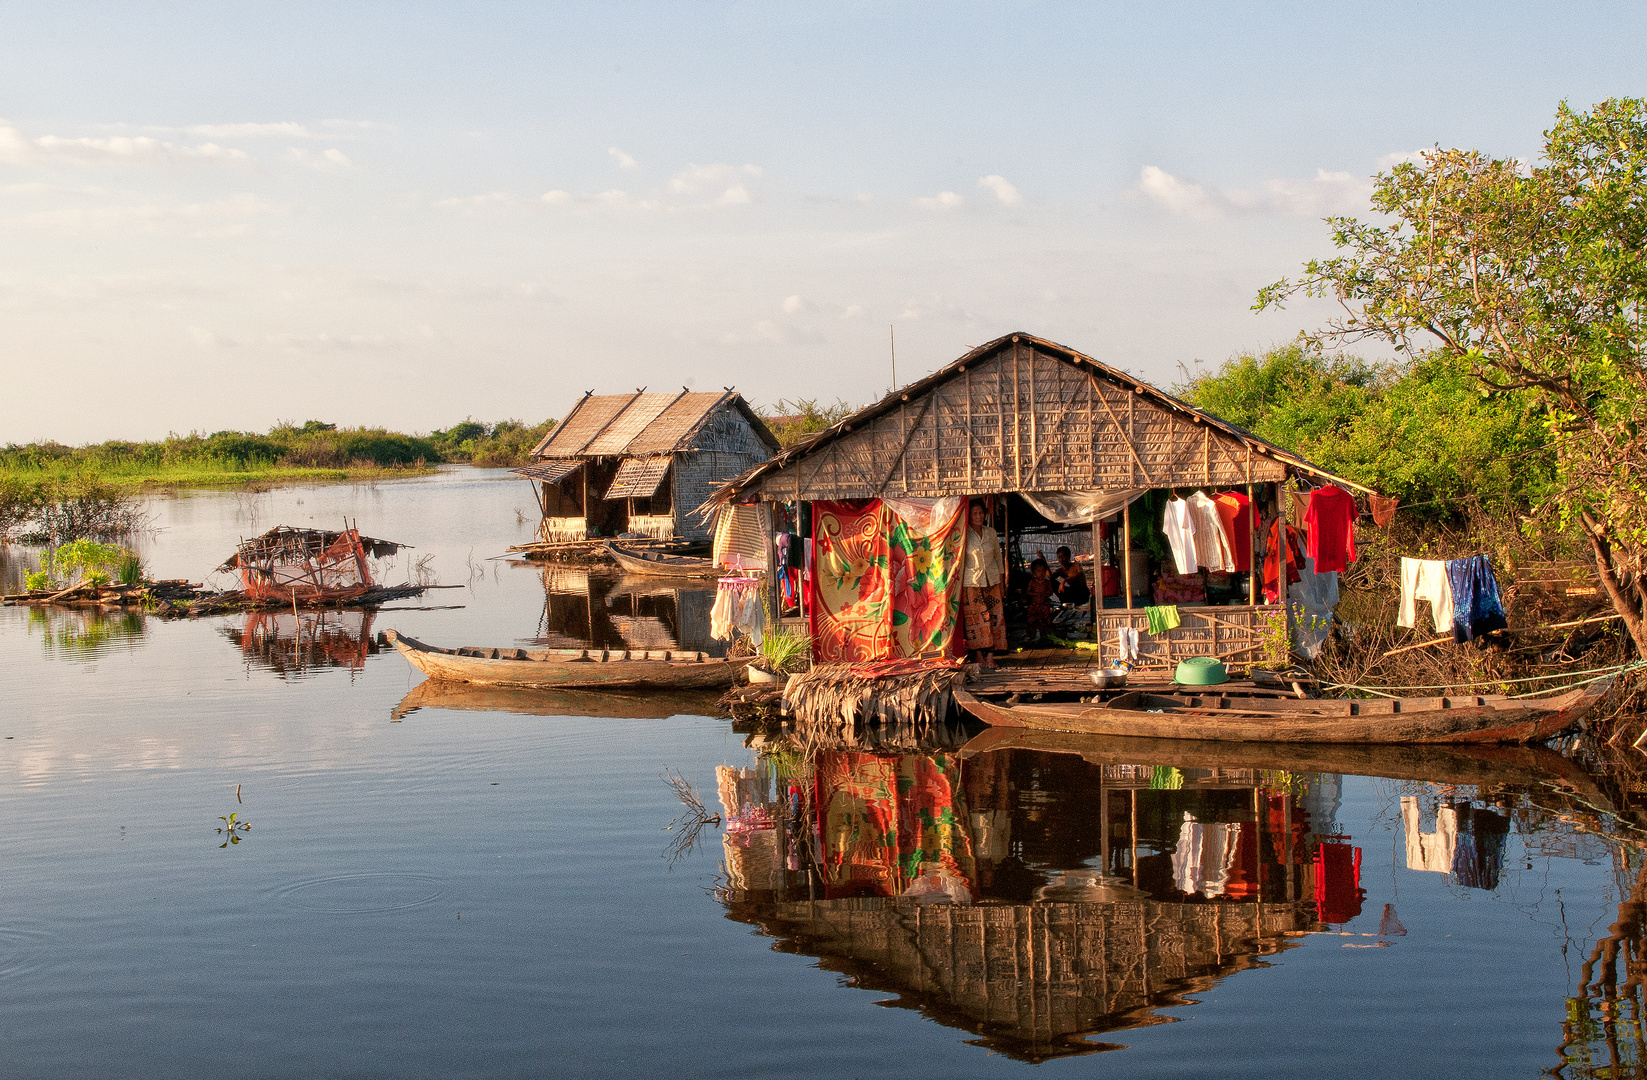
1401 796 1458 873
1173 812 1240 897
1453 806 1510 889
1314 841 1364 924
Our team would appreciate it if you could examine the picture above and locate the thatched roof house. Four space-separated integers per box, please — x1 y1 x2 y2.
514 389 778 544
705 332 1371 667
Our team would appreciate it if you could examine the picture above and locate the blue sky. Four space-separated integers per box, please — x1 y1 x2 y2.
2 2 1642 442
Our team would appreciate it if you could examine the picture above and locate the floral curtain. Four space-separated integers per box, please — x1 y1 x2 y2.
809 500 892 663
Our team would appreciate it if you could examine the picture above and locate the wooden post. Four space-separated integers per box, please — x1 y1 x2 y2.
1247 483 1257 605
1122 502 1133 611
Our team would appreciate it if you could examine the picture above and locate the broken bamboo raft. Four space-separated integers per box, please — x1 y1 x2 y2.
952 675 1615 745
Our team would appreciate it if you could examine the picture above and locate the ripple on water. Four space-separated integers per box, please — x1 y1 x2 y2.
0 926 53 978
274 873 447 914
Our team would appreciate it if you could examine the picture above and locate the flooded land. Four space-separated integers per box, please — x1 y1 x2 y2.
2 468 1643 1078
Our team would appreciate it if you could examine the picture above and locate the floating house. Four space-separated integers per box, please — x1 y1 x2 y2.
515 390 779 546
706 332 1370 667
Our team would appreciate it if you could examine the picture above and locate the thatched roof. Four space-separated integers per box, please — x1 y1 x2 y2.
708 332 1370 506
528 389 778 461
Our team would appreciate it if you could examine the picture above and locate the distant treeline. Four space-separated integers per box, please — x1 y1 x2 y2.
1178 344 1552 520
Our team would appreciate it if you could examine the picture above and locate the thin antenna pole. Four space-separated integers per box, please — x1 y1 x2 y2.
889 324 897 389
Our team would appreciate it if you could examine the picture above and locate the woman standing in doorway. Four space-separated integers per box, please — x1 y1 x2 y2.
962 499 1007 668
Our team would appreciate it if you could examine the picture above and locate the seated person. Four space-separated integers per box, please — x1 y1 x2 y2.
1025 557 1055 642
1052 546 1090 607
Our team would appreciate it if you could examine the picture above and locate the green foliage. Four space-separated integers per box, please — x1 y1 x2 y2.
46 540 131 587
758 398 856 450
24 569 51 591
1179 344 1552 516
759 625 812 673
429 417 556 467
116 551 144 586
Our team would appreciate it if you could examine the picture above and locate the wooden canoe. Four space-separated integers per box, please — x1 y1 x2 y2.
604 541 719 579
952 676 1614 745
385 628 746 690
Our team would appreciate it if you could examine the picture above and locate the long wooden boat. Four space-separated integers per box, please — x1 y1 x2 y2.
389 678 723 720
385 628 746 690
952 676 1614 745
604 541 718 579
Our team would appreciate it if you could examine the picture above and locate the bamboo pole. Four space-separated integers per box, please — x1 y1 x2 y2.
1379 612 1623 659
1123 502 1133 611
1247 483 1257 605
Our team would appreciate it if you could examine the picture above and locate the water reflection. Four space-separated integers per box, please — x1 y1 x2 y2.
714 730 1619 1062
27 605 147 661
535 567 722 657
390 678 722 720
222 609 381 679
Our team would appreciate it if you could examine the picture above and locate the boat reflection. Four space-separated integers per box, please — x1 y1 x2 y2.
714 729 1614 1062
222 608 381 679
533 567 722 657
389 678 722 720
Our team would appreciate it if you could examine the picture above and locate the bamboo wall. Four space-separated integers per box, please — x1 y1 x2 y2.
1096 606 1284 670
740 340 1289 503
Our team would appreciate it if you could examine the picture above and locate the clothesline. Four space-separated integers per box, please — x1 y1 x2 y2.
1321 659 1641 697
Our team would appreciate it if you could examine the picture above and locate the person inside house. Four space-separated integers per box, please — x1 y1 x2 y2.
1052 546 1090 608
962 499 1006 668
1025 557 1055 643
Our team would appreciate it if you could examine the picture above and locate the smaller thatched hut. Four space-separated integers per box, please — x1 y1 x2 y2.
514 390 778 545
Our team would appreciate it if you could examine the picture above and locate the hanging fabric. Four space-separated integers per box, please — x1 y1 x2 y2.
1116 626 1139 660
1213 491 1253 572
710 575 765 645
884 497 966 658
1303 484 1358 573
1019 488 1146 526
713 503 771 570
1164 497 1198 575
1397 557 1455 633
1262 520 1305 604
809 500 893 662
1290 557 1339 659
1446 555 1509 643
1188 491 1235 571
1369 493 1400 527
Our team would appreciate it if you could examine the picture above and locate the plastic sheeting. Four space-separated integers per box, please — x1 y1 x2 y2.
1019 488 1147 525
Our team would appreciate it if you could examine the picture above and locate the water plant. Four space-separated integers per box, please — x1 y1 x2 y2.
758 625 812 674
216 811 250 847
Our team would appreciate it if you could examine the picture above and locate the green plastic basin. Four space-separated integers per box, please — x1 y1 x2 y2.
1174 656 1229 685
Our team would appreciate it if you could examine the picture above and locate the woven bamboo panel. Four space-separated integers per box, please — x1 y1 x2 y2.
748 341 1287 502
1096 605 1283 670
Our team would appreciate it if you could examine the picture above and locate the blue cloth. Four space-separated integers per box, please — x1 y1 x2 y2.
1446 555 1508 643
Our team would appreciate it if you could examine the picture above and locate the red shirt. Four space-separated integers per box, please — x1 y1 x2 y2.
1303 485 1357 573
1214 491 1253 572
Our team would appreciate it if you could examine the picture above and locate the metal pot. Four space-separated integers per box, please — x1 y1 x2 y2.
1087 665 1129 689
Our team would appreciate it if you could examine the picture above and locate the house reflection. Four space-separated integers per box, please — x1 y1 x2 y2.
715 742 1344 1061
533 566 722 657
223 608 380 678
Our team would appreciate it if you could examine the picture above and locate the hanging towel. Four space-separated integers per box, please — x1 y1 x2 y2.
1303 485 1358 573
1163 497 1198 575
1398 557 1455 633
1116 626 1140 660
1213 491 1253 571
1447 555 1509 643
1188 491 1235 572
1145 605 1181 635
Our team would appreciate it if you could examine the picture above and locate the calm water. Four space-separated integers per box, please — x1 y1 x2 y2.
1 468 1642 1077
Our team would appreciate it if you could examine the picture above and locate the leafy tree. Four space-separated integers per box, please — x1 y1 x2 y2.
759 398 856 450
1257 98 1647 652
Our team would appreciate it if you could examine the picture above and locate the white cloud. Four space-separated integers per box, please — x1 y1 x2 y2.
186 325 233 348
717 185 751 205
1136 164 1372 219
978 174 1023 206
541 190 572 204
0 125 252 168
267 329 427 351
1376 149 1429 170
436 191 517 209
187 122 312 139
913 191 963 211
781 294 803 313
608 147 638 170
667 163 762 207
287 147 354 171
7 192 287 235
839 304 864 320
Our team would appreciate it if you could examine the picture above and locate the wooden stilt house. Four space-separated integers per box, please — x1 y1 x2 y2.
706 332 1372 668
514 390 779 546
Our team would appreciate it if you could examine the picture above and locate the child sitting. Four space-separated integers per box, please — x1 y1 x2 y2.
1025 557 1055 643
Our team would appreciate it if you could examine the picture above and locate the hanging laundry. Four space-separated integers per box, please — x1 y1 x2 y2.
713 503 771 570
1369 493 1400 527
1115 626 1140 660
1397 557 1455 633
1262 520 1305 604
1313 841 1364 925
1188 491 1235 571
711 575 766 645
1163 497 1198 575
1290 557 1339 659
1446 555 1509 643
1287 488 1312 528
1213 491 1253 571
1173 813 1241 898
1145 604 1181 634
1401 797 1458 873
1303 484 1358 573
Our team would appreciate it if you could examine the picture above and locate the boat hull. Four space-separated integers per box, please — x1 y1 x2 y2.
604 542 718 579
952 678 1612 745
386 629 744 690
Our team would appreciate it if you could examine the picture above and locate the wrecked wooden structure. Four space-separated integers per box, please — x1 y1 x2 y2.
706 332 1370 668
513 390 778 548
218 524 404 602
